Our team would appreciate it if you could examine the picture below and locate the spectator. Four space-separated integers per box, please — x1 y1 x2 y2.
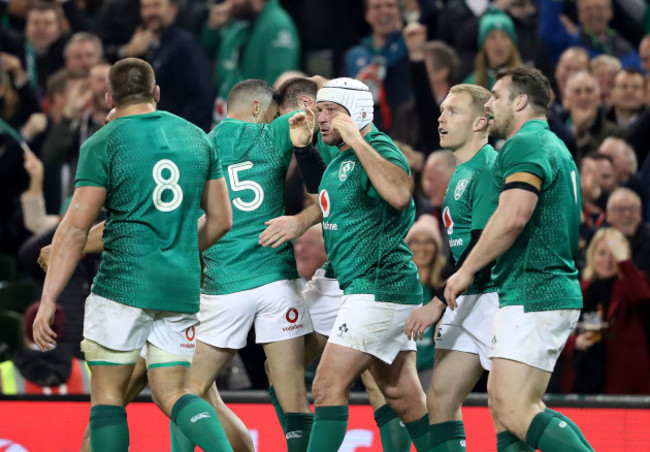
640 34 650 71
405 214 446 388
552 46 591 115
0 1 86 100
580 152 608 228
403 22 459 153
599 137 639 186
294 224 327 282
202 0 300 124
590 151 618 193
605 68 646 127
591 54 622 105
344 0 411 132
437 0 488 49
644 74 650 106
64 32 103 76
562 70 624 157
558 228 650 394
539 0 642 69
606 187 650 277
124 0 213 131
464 8 521 90
92 0 141 62
20 150 59 236
0 302 91 394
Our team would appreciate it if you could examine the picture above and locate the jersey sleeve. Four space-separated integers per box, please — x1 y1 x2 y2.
269 110 299 163
75 135 109 188
498 134 551 184
471 167 498 230
361 134 411 198
207 137 224 180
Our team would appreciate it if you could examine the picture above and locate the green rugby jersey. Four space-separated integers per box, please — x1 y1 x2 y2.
317 130 422 304
75 111 223 313
201 112 299 295
491 120 583 312
442 144 498 295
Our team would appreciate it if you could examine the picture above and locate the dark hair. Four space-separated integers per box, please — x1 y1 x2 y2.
108 58 156 108
582 151 614 165
618 67 644 78
422 41 460 85
275 77 318 110
495 67 552 116
227 79 274 110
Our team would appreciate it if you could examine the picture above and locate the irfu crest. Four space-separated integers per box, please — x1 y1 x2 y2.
454 179 468 200
339 161 356 182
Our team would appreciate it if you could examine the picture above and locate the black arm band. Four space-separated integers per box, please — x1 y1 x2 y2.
501 181 540 195
293 144 327 194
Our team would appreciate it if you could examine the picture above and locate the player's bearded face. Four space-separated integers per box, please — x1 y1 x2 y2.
318 102 347 147
485 79 515 139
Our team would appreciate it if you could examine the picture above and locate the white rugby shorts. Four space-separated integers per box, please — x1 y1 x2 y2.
436 292 499 371
197 279 313 348
302 268 344 336
490 305 580 372
327 294 418 364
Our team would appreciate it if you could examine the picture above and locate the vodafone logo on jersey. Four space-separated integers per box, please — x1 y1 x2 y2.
443 206 454 234
319 189 330 218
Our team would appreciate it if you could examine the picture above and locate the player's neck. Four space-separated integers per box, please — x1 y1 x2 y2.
116 103 156 118
507 114 546 139
453 135 487 165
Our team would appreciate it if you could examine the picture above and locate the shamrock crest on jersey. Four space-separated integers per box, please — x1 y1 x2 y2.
338 160 356 181
454 179 468 200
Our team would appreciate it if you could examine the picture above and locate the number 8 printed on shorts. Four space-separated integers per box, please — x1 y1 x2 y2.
152 159 183 212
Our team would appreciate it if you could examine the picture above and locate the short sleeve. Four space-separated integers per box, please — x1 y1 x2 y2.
269 111 298 163
360 134 411 198
207 138 224 180
75 136 109 188
498 134 551 184
471 167 498 230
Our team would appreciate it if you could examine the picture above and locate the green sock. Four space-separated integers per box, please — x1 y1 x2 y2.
171 394 233 452
404 414 429 452
429 420 466 451
306 406 349 452
526 411 593 452
170 419 195 452
496 431 533 451
269 385 287 432
545 408 594 451
89 405 129 452
285 412 313 452
374 404 411 452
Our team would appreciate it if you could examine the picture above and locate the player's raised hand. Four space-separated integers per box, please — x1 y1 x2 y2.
289 109 315 147
405 296 446 340
444 268 473 310
38 245 52 272
330 114 362 146
32 300 58 351
259 216 304 248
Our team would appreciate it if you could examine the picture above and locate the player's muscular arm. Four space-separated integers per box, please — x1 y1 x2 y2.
444 172 540 307
38 221 106 272
259 203 323 248
34 186 106 350
333 115 414 210
199 177 233 252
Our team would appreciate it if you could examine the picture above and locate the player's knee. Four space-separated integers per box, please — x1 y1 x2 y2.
426 383 458 415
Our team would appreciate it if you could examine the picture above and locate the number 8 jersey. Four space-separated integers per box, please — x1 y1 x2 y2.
201 112 299 295
490 119 583 312
75 111 223 313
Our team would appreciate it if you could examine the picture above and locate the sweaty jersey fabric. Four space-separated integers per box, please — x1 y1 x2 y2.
317 129 422 304
202 112 299 295
75 111 222 313
491 120 583 312
442 144 498 295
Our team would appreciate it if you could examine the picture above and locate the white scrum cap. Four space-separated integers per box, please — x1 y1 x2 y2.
316 77 374 130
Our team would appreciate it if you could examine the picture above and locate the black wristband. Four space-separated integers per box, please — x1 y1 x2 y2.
294 144 327 194
434 284 448 306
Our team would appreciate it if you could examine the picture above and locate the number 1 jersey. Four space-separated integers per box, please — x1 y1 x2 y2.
201 113 299 295
75 111 223 313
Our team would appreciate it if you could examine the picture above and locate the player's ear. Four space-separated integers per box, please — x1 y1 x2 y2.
105 92 115 108
251 100 260 119
153 86 161 104
515 93 528 112
474 115 488 131
299 94 313 109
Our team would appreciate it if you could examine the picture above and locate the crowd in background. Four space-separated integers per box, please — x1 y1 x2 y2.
0 0 649 396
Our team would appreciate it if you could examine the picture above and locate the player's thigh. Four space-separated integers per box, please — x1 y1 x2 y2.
147 360 192 417
313 342 373 399
305 331 328 366
124 356 149 404
253 279 313 344
327 294 418 364
189 340 238 395
360 370 387 410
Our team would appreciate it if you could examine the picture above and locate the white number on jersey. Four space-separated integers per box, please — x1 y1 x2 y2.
227 161 264 211
570 170 577 204
152 159 183 212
